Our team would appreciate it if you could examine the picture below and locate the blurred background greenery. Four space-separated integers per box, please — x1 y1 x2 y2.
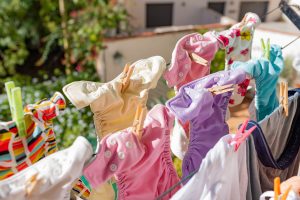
0 0 130 148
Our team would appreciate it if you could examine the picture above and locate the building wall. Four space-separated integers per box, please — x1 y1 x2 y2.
123 0 282 31
98 31 193 81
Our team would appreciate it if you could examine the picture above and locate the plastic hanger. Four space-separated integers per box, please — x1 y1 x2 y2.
280 0 300 30
121 63 134 93
5 81 26 138
279 81 289 117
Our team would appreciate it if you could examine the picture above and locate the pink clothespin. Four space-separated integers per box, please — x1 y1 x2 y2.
229 119 257 152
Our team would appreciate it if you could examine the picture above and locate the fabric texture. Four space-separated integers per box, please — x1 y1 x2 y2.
171 134 248 200
246 89 300 200
63 56 166 138
83 105 180 200
232 44 284 121
0 136 93 200
212 12 261 69
167 69 247 178
164 32 219 89
0 92 66 180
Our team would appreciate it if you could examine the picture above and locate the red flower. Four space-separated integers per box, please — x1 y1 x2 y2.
227 47 234 54
76 65 84 72
240 48 249 55
234 29 241 37
218 35 229 46
228 58 234 65
229 99 235 104
70 11 78 18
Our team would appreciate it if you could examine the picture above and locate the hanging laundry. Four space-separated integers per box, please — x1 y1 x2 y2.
0 136 93 200
166 69 247 179
245 89 300 200
170 134 248 200
232 44 284 121
83 105 181 200
212 12 261 70
0 92 66 180
164 32 219 161
63 56 165 138
211 12 260 108
164 32 219 89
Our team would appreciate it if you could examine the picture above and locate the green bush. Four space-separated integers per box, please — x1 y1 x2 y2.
0 67 99 149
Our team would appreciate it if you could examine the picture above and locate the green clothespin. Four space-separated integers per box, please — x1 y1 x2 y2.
5 81 15 119
5 81 26 137
261 38 270 60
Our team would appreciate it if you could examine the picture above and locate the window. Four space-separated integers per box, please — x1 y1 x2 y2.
146 3 173 28
208 2 226 15
239 2 269 22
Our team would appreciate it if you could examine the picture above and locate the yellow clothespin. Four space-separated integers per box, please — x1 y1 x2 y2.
189 53 208 66
208 84 235 95
121 63 134 93
279 81 289 117
261 38 271 60
274 177 291 200
132 104 147 140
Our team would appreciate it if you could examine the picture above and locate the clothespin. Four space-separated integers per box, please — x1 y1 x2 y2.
189 53 208 66
132 104 147 140
279 81 289 117
121 63 134 93
26 173 44 197
261 38 270 60
208 84 235 95
228 119 256 151
5 81 26 138
274 177 292 200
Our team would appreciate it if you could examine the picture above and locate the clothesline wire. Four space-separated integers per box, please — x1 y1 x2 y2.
281 35 300 49
156 170 198 200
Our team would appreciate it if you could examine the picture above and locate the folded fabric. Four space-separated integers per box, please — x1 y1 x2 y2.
0 136 93 200
246 89 300 200
63 56 165 138
164 32 219 89
232 44 284 121
83 105 180 200
167 69 247 179
171 134 248 200
0 92 66 180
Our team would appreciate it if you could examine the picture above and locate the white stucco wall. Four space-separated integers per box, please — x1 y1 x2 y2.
98 31 194 81
124 0 282 31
